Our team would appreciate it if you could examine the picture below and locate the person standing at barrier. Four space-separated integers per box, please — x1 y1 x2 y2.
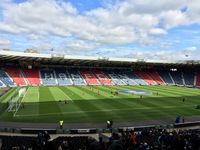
59 120 64 129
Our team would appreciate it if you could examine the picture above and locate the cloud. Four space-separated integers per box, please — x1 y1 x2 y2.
62 39 100 51
0 39 10 48
125 47 199 60
0 0 185 48
0 0 200 58
149 28 167 35
160 10 189 29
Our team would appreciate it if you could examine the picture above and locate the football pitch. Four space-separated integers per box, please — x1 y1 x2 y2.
0 86 200 125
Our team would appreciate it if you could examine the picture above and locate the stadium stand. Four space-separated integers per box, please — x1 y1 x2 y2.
134 70 157 85
170 71 184 85
80 70 101 85
0 70 15 87
4 67 27 86
40 69 57 86
55 68 73 85
104 70 126 85
52 136 89 150
146 70 165 85
92 70 113 85
1 129 199 150
23 69 40 86
0 135 37 150
182 70 195 86
68 69 86 85
0 67 199 87
157 70 174 85
195 71 200 87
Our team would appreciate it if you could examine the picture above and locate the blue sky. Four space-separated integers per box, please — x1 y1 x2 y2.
0 0 200 60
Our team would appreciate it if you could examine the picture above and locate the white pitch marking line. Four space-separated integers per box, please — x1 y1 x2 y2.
58 87 73 102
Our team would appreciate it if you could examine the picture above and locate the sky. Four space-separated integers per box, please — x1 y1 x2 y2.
0 0 200 60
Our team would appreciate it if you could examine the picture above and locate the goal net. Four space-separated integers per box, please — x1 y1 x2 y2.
7 87 28 115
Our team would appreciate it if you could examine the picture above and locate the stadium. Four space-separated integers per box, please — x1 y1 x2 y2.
0 50 200 149
0 0 200 149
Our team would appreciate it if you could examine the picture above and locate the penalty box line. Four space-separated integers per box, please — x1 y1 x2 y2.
14 105 193 117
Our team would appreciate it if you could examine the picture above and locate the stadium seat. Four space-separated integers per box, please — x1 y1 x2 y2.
80 70 101 85
134 70 157 85
169 71 184 85
4 67 27 86
182 70 195 86
40 69 57 86
146 70 165 85
0 70 15 87
195 71 200 87
23 69 40 86
124 71 147 85
104 70 126 85
68 69 86 85
157 70 174 85
112 70 139 85
92 70 113 85
55 68 73 85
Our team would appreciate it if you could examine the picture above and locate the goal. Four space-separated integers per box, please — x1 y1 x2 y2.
7 87 28 115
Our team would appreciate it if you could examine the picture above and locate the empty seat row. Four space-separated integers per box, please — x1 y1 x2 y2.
0 67 199 87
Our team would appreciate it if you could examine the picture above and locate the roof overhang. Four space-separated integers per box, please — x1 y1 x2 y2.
0 50 200 66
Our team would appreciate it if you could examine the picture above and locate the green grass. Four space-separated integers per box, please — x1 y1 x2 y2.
0 86 200 124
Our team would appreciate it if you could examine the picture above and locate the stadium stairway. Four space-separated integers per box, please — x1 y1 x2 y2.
169 71 184 85
40 69 57 86
146 70 165 85
134 70 157 85
0 80 3 87
92 70 113 85
55 68 73 86
80 70 101 85
0 70 15 87
4 67 27 86
195 71 200 87
23 69 40 86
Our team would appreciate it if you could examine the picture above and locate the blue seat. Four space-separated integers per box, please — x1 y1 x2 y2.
104 70 126 85
157 70 174 85
0 70 15 87
170 71 184 85
68 69 86 85
40 70 57 86
182 71 195 86
124 71 147 85
55 68 73 86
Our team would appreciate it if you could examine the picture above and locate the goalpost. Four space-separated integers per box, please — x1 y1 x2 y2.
7 87 28 116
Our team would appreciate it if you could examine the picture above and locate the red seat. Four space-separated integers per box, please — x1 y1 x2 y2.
195 71 200 87
23 69 40 86
80 70 100 85
146 70 165 85
4 67 27 86
134 70 157 85
92 70 113 85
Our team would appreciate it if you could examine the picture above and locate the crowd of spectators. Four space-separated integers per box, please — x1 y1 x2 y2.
0 128 199 150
